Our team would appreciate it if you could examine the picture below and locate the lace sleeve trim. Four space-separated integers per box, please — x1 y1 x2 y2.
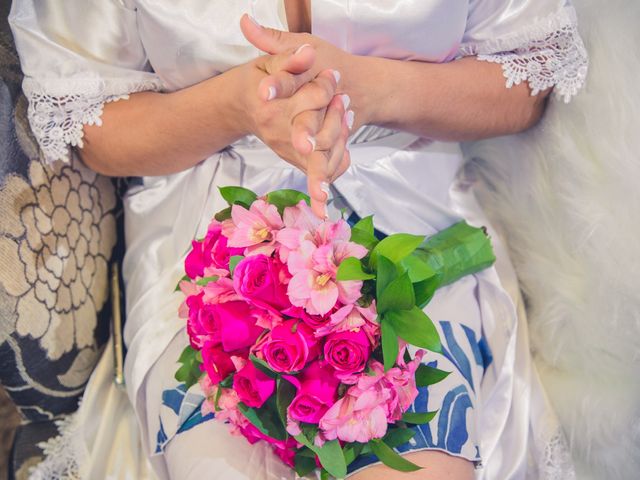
22 74 164 164
459 6 588 103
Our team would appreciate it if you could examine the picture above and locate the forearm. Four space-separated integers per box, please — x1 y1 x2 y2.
348 55 549 142
80 66 249 177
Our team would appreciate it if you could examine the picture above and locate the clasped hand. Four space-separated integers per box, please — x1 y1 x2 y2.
238 15 355 218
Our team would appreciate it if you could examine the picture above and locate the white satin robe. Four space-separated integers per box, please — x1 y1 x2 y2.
8 1 588 479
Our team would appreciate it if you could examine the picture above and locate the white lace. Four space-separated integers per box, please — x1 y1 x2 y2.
23 74 163 164
28 412 85 480
460 6 588 103
538 428 577 480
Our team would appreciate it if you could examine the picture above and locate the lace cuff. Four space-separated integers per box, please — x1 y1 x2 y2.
459 6 588 103
23 74 163 164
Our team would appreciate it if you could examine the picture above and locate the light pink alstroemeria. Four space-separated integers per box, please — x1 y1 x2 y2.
319 392 388 443
315 302 379 338
224 200 283 254
287 235 367 315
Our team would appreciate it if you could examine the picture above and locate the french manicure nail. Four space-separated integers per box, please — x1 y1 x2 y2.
267 86 276 101
341 94 351 110
321 181 331 199
345 110 355 130
307 135 317 151
247 14 262 28
295 43 312 55
332 70 341 84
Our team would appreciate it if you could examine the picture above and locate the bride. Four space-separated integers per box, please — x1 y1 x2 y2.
9 0 587 479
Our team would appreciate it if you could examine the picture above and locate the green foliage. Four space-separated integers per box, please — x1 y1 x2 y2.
415 364 451 387
265 189 310 215
229 256 244 276
350 215 378 250
377 272 415 314
370 233 424 268
174 274 190 292
196 276 219 286
219 186 258 208
336 257 376 281
249 355 278 379
381 319 399 372
214 206 232 221
386 307 441 353
275 377 296 427
174 345 202 389
368 439 422 472
401 411 438 425
294 434 347 479
238 399 286 441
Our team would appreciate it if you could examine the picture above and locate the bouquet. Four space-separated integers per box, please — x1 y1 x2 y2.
175 187 495 478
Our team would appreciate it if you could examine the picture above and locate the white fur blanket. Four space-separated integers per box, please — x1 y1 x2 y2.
463 1 640 479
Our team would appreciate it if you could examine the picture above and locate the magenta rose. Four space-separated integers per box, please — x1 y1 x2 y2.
233 361 276 408
214 301 265 352
201 341 236 384
185 294 220 350
261 319 319 373
323 328 371 375
233 254 291 312
282 305 332 330
185 222 242 278
288 362 340 424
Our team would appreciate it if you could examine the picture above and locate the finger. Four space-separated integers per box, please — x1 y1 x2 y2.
314 94 349 152
240 14 303 55
306 150 331 218
289 69 340 117
291 109 324 155
330 150 351 182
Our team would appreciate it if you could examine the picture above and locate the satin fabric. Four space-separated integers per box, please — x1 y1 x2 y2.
8 0 579 479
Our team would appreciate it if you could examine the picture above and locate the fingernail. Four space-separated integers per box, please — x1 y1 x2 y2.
267 86 276 101
321 181 331 199
247 15 262 28
295 43 312 55
345 110 355 130
341 94 351 110
307 135 317 151
332 70 341 84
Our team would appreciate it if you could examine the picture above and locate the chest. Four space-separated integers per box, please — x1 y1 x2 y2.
133 0 469 90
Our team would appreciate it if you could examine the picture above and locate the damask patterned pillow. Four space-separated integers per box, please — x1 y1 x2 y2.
0 7 117 422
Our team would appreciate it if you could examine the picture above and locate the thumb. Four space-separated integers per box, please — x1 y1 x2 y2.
240 14 301 55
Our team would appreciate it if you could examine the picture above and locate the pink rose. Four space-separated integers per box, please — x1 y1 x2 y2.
261 320 319 373
323 328 371 376
201 342 236 384
185 221 242 278
288 362 340 424
282 305 332 330
211 301 265 353
233 361 276 408
233 254 291 312
185 293 220 350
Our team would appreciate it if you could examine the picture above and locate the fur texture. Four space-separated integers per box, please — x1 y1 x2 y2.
463 2 640 479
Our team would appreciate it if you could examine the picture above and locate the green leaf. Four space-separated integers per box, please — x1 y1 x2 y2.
213 385 223 412
343 443 365 466
195 275 220 286
378 272 415 314
381 319 399 372
229 255 244 276
336 257 376 281
294 451 317 478
174 345 202 389
368 439 422 473
382 427 417 449
219 374 234 388
320 469 330 480
294 436 347 479
276 377 296 427
413 276 440 309
399 254 437 283
386 306 441 353
401 411 438 425
375 255 398 300
415 364 451 387
250 355 278 379
174 274 190 292
350 215 378 250
238 401 286 441
214 206 232 222
370 233 425 268
219 186 258 208
265 189 310 215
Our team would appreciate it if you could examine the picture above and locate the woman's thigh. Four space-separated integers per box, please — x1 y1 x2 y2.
350 451 474 480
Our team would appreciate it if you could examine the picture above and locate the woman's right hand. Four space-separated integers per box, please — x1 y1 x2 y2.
237 44 350 216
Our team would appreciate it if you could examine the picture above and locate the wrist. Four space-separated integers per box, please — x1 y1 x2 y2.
342 55 387 128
